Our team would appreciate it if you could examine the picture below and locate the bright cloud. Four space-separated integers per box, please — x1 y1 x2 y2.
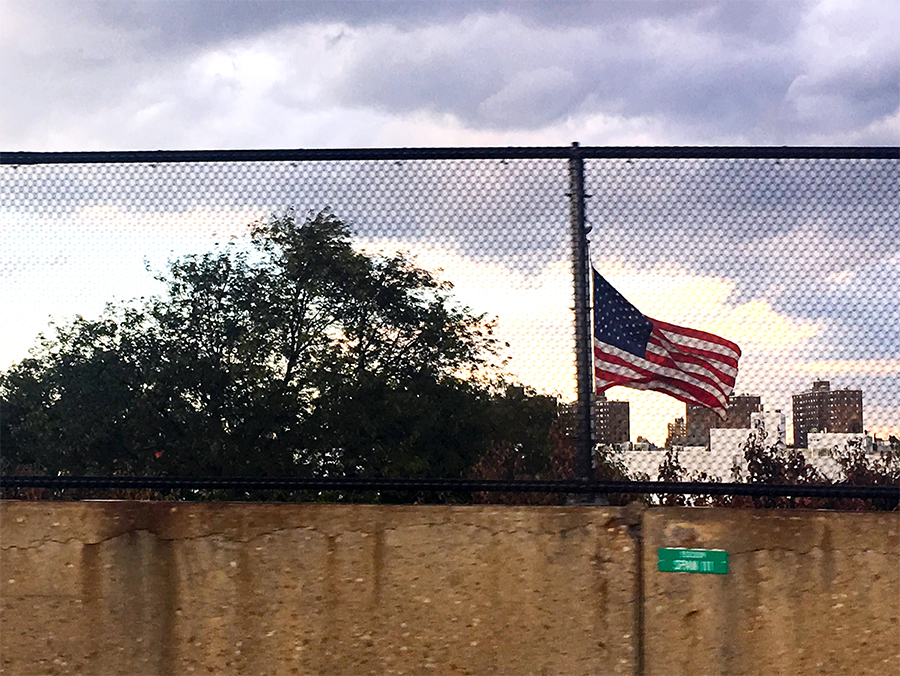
70 204 263 238
826 270 855 284
597 259 822 351
0 205 263 369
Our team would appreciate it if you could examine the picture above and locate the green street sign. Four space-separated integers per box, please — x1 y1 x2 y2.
658 548 728 574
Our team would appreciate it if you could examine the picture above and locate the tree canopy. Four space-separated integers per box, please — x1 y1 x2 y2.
1 210 564 486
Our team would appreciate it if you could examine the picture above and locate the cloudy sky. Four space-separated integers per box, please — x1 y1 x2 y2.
2 0 898 149
1 0 898 445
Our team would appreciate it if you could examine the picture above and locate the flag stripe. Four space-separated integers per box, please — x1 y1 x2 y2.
652 321 741 369
635 341 732 400
594 340 731 410
595 327 738 398
653 318 741 353
646 337 737 384
594 361 728 412
651 333 739 373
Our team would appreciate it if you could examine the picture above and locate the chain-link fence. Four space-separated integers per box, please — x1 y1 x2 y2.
1 147 897 502
583 151 898 491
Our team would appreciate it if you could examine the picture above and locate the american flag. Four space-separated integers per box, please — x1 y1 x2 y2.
592 267 741 418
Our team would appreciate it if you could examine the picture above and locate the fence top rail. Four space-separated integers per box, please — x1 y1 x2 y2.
2 146 897 165
2 475 897 500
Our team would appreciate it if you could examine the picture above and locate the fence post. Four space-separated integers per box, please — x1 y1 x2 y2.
569 142 594 482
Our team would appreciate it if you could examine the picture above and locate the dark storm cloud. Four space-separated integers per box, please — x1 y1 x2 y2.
694 0 806 43
91 0 805 47
589 52 797 132
91 0 468 51
323 0 894 139
90 0 714 46
788 64 900 134
587 158 898 249
1 157 574 276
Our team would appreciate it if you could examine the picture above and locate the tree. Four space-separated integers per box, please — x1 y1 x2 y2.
467 386 567 504
1 209 514 483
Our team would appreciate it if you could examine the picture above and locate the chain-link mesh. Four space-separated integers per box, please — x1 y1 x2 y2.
1 148 897 496
1 157 576 397
585 155 899 487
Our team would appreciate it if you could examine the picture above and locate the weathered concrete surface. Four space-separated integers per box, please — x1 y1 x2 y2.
0 502 639 676
4 502 898 676
643 508 900 676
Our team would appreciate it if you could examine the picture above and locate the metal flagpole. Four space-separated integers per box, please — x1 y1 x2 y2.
569 142 594 482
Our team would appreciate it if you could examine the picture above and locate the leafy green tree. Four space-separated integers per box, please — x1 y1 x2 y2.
2 209 514 482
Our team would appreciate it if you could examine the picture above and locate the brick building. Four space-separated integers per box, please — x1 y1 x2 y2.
792 380 863 448
594 394 630 445
665 416 686 448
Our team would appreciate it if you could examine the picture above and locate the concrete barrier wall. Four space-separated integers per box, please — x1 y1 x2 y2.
1 501 897 676
0 502 640 676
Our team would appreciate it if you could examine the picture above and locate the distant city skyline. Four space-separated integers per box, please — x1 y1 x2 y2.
657 380 875 448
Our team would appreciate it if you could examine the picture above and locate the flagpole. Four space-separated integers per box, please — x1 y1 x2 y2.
569 142 594 482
